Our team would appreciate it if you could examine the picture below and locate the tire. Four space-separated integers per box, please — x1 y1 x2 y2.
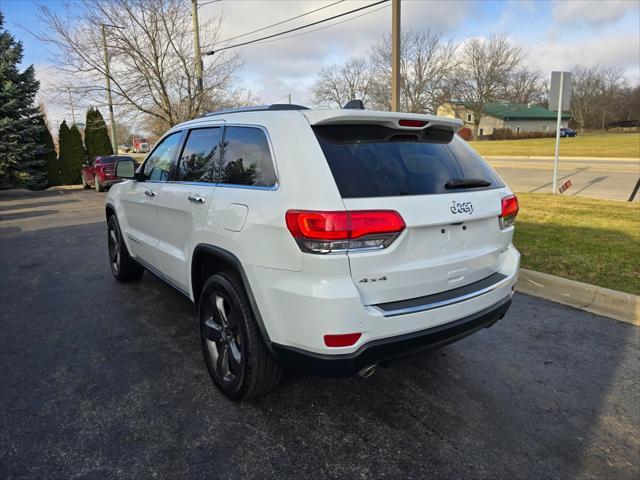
95 175 104 192
81 176 90 189
199 272 282 400
107 215 144 282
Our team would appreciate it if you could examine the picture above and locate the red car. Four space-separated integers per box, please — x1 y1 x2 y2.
81 155 136 192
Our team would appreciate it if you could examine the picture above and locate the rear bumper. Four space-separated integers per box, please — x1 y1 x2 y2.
271 297 512 377
99 177 121 186
248 245 520 355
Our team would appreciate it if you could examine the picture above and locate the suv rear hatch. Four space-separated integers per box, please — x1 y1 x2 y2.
304 111 515 306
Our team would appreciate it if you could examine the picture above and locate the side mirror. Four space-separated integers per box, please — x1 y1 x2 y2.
115 159 137 180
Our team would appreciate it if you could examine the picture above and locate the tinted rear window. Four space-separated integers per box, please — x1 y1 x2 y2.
313 125 503 198
219 127 276 187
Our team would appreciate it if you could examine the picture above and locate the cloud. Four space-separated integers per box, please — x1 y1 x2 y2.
523 33 640 83
553 0 638 26
199 0 472 104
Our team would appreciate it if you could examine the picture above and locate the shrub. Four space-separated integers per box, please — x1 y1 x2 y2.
457 127 472 141
489 129 556 140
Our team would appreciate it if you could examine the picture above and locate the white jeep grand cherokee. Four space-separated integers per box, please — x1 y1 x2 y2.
106 104 520 400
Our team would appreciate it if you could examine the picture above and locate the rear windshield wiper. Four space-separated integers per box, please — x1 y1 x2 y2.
445 178 492 190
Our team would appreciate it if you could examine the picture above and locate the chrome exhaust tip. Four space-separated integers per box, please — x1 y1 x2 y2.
358 364 378 379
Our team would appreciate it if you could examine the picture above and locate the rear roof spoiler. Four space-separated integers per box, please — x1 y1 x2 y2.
302 110 463 131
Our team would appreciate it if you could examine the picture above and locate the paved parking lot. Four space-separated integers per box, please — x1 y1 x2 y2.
1 188 638 479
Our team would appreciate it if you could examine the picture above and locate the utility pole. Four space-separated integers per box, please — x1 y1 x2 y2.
288 93 291 105
192 0 204 96
101 24 118 154
391 0 401 112
67 87 76 124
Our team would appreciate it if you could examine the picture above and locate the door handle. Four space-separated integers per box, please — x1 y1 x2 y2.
144 189 156 197
188 194 206 204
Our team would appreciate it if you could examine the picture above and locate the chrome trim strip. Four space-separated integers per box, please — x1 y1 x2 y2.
166 180 216 187
373 275 512 317
215 183 279 191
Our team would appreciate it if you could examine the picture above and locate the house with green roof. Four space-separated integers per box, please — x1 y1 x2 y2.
437 102 571 136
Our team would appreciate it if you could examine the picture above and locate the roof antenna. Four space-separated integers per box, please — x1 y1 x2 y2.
343 99 365 110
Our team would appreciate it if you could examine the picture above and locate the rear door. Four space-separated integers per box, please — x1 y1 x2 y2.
313 123 512 306
155 125 223 291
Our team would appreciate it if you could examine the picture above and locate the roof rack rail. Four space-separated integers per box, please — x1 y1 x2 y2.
201 104 309 117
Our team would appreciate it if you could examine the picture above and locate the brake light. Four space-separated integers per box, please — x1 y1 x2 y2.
500 195 519 229
324 333 361 347
285 210 405 254
399 119 426 128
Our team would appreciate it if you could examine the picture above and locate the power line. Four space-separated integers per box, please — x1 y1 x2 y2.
249 3 389 47
206 0 345 48
198 0 221 7
204 0 389 55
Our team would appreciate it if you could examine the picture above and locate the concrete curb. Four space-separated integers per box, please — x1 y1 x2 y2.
484 155 639 161
516 269 639 326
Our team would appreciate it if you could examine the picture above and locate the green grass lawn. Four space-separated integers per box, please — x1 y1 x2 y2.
513 193 640 295
469 132 640 158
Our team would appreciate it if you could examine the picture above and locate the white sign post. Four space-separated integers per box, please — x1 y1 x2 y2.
549 71 571 193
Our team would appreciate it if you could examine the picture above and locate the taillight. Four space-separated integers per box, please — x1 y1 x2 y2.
500 195 519 229
324 332 361 347
285 210 405 254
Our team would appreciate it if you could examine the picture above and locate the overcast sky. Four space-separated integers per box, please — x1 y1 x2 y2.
3 0 639 129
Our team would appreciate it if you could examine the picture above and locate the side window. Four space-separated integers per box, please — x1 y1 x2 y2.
219 127 276 187
176 127 222 183
142 132 182 181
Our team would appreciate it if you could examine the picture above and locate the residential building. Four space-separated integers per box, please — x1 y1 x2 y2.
437 102 571 136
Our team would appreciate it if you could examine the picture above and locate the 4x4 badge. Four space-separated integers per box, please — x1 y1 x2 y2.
359 276 387 283
450 201 474 214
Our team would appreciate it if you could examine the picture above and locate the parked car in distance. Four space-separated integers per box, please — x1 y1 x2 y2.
560 127 577 137
121 144 132 153
133 139 150 153
82 155 138 192
105 103 520 400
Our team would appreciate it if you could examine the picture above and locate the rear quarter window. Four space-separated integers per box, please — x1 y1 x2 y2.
313 125 503 198
219 126 276 187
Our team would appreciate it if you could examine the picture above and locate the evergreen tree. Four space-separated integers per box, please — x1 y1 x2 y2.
57 121 71 184
85 107 113 161
60 124 86 184
29 115 56 189
34 114 59 187
0 13 46 188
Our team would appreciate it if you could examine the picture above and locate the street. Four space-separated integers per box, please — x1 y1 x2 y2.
488 157 640 202
1 188 638 479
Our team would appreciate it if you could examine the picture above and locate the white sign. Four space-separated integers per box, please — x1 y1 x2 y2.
549 71 571 111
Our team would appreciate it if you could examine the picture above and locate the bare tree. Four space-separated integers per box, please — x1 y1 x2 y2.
505 67 546 105
618 85 640 123
311 57 374 108
454 34 523 137
570 64 627 133
37 0 251 134
368 29 458 113
571 65 603 134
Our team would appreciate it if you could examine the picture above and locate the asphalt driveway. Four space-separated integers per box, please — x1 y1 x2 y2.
1 188 638 479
